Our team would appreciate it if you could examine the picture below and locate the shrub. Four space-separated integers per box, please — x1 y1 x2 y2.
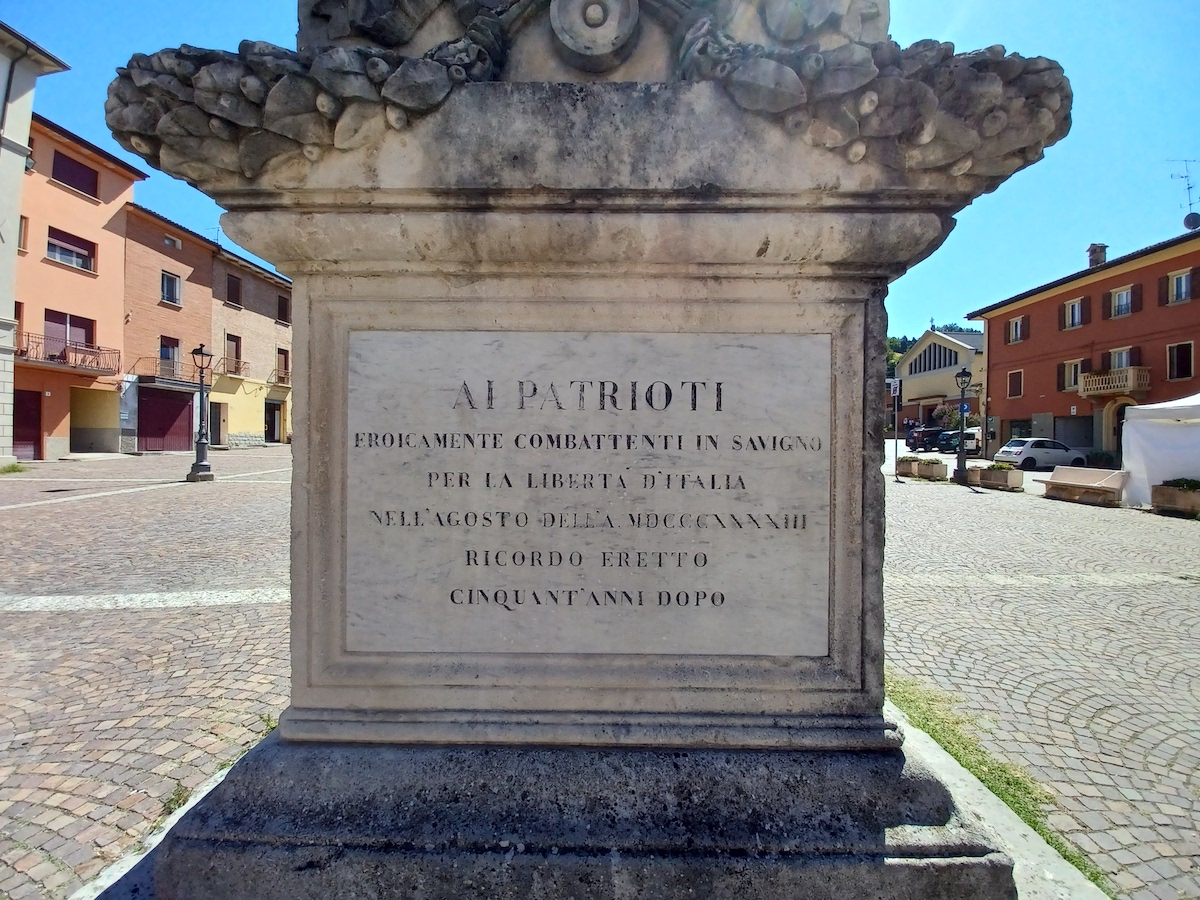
1162 477 1200 492
1086 450 1116 468
898 455 920 462
987 462 1014 471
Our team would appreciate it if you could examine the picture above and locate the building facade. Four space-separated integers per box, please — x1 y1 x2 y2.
12 114 291 459
123 206 293 453
968 234 1200 456
14 115 146 459
893 329 985 430
0 24 67 463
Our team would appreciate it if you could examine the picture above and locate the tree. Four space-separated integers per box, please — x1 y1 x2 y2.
931 401 981 430
931 323 981 334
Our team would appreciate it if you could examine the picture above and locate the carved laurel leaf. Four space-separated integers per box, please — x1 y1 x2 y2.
726 58 807 114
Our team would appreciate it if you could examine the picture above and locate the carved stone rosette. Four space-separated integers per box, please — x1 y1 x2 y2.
104 0 1070 197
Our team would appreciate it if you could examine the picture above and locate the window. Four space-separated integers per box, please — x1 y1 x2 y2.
1062 359 1082 391
1111 288 1132 317
1110 347 1131 370
226 333 242 362
161 271 182 305
1170 270 1192 304
277 295 291 324
226 274 242 306
46 227 95 271
164 235 182 250
159 336 180 377
51 151 100 198
1063 298 1083 329
1168 342 1194 381
45 310 95 356
14 302 23 332
17 216 28 251
1007 370 1023 398
277 348 290 372
1005 315 1029 344
906 342 959 375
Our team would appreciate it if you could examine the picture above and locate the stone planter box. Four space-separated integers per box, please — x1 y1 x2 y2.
965 468 981 486
1151 485 1200 517
979 469 1023 491
896 460 919 477
916 461 948 481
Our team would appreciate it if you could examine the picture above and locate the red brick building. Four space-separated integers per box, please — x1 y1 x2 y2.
968 234 1200 457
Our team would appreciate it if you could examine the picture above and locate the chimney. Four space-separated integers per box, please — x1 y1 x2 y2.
1087 243 1108 267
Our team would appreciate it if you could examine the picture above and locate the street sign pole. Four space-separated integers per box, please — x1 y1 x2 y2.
892 379 901 482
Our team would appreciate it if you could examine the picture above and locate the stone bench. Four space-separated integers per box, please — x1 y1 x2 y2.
1034 467 1129 507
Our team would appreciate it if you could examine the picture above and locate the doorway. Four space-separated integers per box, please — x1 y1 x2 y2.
264 400 283 443
14 390 41 460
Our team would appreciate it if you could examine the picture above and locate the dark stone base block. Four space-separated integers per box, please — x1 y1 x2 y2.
138 733 1016 899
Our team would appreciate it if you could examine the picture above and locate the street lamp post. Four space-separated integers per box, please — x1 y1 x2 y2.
954 366 972 485
187 344 214 482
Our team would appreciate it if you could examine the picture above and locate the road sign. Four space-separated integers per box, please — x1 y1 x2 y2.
959 402 970 413
891 379 901 398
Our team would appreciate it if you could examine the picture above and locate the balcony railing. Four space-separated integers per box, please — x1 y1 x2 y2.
16 331 120 375
129 356 200 383
1078 366 1152 398
270 368 292 386
214 357 249 377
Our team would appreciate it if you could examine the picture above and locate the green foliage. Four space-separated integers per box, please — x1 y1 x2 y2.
0 463 26 475
931 323 982 334
931 402 981 430
1086 451 1117 469
987 462 1014 470
1162 477 1200 492
886 670 1117 898
257 712 279 732
162 784 192 816
898 455 920 462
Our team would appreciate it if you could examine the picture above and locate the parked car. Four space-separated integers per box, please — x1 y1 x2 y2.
993 438 1087 470
936 428 981 454
906 426 943 451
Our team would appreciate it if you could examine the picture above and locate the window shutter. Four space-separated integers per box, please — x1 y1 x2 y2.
1080 358 1093 373
1130 283 1143 313
1191 268 1200 300
1004 323 1011 345
1100 351 1111 370
1081 295 1092 324
1101 292 1112 319
1159 275 1170 306
1058 304 1066 331
1056 363 1065 391
1021 315 1030 340
1130 346 1141 367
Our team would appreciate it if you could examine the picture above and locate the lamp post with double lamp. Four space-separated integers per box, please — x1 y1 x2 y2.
954 365 972 484
187 344 214 482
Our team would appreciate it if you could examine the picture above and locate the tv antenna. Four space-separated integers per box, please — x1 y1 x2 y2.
1170 160 1200 230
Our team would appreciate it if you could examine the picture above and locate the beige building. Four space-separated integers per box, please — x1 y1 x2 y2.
0 23 67 463
895 329 986 429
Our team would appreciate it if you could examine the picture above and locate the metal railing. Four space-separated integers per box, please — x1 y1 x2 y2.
214 357 249 377
1078 366 1152 398
129 356 200 383
270 368 292 386
16 331 120 375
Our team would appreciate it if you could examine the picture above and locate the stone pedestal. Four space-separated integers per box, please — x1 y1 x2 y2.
101 3 1071 895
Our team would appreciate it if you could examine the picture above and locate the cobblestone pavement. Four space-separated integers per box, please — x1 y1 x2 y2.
1 448 1197 899
0 450 291 899
885 478 1200 900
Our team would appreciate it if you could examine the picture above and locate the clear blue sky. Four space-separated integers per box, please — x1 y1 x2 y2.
6 1 1199 337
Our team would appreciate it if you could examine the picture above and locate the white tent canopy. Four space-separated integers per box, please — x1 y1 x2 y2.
1122 392 1200 506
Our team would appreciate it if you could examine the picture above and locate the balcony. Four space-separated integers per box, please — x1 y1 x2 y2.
16 331 121 376
270 368 292 386
129 356 200 384
1078 366 1151 398
214 357 249 377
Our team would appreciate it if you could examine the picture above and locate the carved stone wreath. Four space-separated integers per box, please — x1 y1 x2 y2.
104 0 1071 190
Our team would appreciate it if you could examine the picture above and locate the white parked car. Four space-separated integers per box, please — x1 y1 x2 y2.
994 438 1088 471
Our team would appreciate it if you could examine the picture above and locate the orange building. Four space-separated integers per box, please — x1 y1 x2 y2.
13 114 147 459
968 235 1200 457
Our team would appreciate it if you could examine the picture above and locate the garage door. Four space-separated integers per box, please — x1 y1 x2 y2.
14 390 41 460
138 388 193 452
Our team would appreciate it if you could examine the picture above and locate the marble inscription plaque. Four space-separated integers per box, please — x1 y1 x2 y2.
346 332 831 657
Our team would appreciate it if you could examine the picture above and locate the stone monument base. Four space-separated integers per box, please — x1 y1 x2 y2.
147 733 1016 899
